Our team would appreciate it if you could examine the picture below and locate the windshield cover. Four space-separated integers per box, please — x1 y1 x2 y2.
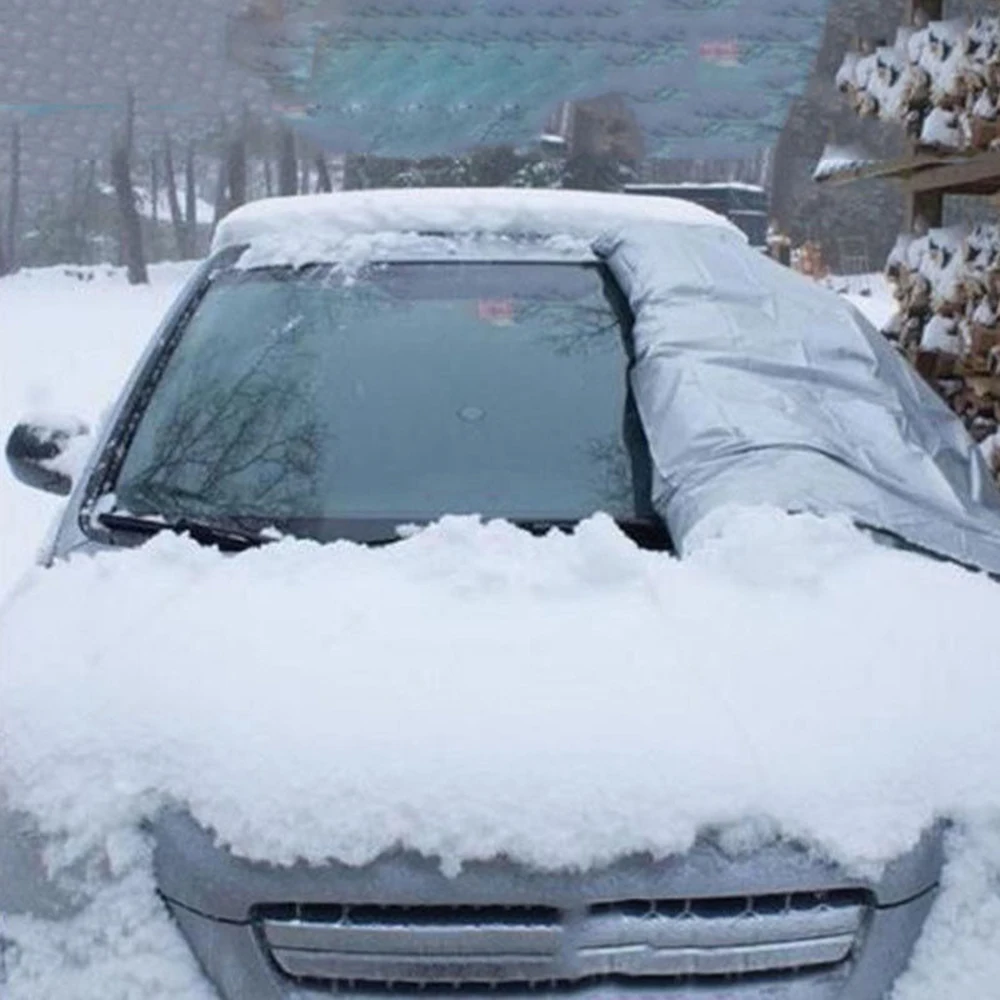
112 262 655 541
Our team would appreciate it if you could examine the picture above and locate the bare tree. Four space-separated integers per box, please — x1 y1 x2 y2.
163 136 188 258
185 141 198 254
213 150 227 226
150 154 159 225
277 124 297 196
110 89 148 285
6 122 21 271
225 123 248 212
81 159 97 263
314 154 333 193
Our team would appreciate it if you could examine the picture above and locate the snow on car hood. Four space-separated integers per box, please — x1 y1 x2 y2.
597 227 1000 576
3 510 1000 873
3 510 1000 997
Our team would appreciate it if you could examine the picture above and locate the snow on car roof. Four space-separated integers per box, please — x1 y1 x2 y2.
624 181 766 193
211 187 743 264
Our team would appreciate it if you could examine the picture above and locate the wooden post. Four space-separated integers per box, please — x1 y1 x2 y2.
908 0 943 24
905 187 943 232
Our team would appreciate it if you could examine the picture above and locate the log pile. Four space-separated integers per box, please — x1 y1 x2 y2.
837 16 1000 150
884 222 1000 484
835 12 1000 485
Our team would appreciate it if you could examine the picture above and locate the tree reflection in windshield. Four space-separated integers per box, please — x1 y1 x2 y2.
113 262 660 536
119 284 323 521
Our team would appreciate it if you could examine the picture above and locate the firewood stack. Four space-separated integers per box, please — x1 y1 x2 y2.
837 16 1000 150
884 222 1000 484
836 14 1000 486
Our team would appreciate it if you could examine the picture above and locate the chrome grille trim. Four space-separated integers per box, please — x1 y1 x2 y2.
257 891 870 987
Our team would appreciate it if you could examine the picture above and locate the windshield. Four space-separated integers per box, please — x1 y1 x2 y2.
110 262 658 542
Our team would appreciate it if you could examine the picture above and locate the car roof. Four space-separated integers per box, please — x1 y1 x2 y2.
211 187 744 265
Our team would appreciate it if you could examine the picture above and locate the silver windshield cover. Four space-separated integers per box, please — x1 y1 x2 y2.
595 226 1000 575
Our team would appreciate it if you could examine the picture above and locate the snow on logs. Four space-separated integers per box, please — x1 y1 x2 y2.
837 17 1000 149
885 222 1000 484
837 15 1000 484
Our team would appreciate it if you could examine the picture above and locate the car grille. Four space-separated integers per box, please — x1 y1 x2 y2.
256 890 871 989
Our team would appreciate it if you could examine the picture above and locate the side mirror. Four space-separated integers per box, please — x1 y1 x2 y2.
5 416 91 496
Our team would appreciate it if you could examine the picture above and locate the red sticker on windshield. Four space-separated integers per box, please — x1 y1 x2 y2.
478 299 515 325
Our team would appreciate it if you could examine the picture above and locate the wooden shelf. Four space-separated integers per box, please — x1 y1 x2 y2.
816 147 1000 229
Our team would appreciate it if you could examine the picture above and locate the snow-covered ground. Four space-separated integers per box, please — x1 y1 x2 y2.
825 271 899 331
2 265 1000 1000
0 263 196 600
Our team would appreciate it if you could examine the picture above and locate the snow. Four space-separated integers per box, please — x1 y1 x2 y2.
982 431 1000 473
98 183 216 227
837 16 1000 152
823 272 899 331
233 230 597 273
921 106 963 149
623 182 765 193
0 264 196 601
212 188 744 265
921 313 961 353
2 264 1000 999
812 142 873 182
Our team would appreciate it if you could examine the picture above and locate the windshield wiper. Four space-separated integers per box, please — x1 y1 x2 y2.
511 517 673 551
97 512 273 552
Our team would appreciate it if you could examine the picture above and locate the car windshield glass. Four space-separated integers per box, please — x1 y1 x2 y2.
111 262 657 542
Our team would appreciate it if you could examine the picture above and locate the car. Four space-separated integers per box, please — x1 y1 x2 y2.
4 187 1000 999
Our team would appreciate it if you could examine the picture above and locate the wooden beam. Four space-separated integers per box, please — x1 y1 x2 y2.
906 150 1000 196
815 150 961 187
905 189 943 232
908 0 944 22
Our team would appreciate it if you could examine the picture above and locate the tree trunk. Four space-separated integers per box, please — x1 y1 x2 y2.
82 159 97 264
163 136 187 258
314 154 333 192
226 132 248 211
150 154 159 225
299 156 311 193
111 90 148 285
264 156 274 197
6 122 21 271
68 159 85 262
0 206 7 277
213 146 228 226
278 125 297 196
185 142 198 254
